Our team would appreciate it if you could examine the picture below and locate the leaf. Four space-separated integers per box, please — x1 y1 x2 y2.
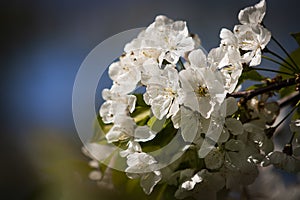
279 47 300 97
147 116 167 132
246 83 267 90
131 93 151 125
238 69 265 86
291 32 300 46
292 107 300 120
141 120 177 153
134 93 149 107
131 106 150 125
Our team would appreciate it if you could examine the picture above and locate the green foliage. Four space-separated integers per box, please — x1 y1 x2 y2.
291 32 300 46
293 107 300 120
238 68 265 86
131 94 151 125
279 33 300 98
142 119 178 153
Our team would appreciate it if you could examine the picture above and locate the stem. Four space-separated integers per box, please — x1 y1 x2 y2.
274 103 299 129
156 184 167 200
264 47 298 72
289 132 296 144
278 91 300 108
253 67 293 76
262 55 295 72
271 36 299 70
228 77 300 102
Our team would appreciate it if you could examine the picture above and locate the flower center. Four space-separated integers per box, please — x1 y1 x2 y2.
196 85 208 97
164 87 176 96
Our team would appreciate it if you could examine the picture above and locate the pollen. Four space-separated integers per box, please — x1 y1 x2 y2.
196 85 208 97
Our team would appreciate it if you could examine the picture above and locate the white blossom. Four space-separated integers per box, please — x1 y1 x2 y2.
99 89 136 124
126 152 162 194
238 0 266 25
176 169 225 200
108 60 141 94
180 49 226 118
208 45 242 93
143 65 181 120
234 24 271 66
120 140 142 157
106 115 156 143
125 15 195 65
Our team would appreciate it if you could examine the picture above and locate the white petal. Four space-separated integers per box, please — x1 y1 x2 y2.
140 171 162 195
134 126 156 142
238 0 266 25
188 49 207 69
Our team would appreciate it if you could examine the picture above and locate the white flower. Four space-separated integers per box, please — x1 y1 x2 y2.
179 68 213 118
181 173 203 191
238 0 266 25
234 24 271 66
99 89 136 124
105 115 135 143
126 152 162 194
106 115 156 143
175 169 225 200
208 44 242 93
143 65 181 120
125 15 195 65
180 49 226 118
175 106 208 143
108 60 141 95
140 58 161 85
220 28 239 48
120 140 142 157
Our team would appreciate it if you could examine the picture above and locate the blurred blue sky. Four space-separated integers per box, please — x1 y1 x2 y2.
1 0 300 198
2 0 300 135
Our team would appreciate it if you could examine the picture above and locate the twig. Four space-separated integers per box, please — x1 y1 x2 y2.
228 77 299 103
278 91 300 108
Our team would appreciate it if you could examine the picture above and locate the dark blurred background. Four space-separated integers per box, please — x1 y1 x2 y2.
1 0 299 199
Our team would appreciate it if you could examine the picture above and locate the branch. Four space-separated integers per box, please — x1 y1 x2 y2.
228 77 300 103
278 91 300 108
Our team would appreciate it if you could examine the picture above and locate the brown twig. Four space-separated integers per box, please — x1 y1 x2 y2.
228 77 300 103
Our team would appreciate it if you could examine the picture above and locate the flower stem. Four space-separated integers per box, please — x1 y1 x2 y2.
252 67 293 76
262 55 295 72
264 47 298 72
271 36 299 70
274 100 300 129
156 184 167 200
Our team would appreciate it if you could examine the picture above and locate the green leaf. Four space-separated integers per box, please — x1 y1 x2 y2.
147 116 167 132
291 32 300 46
142 120 177 153
134 93 149 107
131 106 150 126
238 69 264 86
279 47 300 97
292 107 300 120
130 93 151 125
246 83 267 90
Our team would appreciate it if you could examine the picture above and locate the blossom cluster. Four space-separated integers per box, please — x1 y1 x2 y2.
86 0 300 199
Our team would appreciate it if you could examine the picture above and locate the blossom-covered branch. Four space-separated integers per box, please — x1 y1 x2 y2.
83 0 300 199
